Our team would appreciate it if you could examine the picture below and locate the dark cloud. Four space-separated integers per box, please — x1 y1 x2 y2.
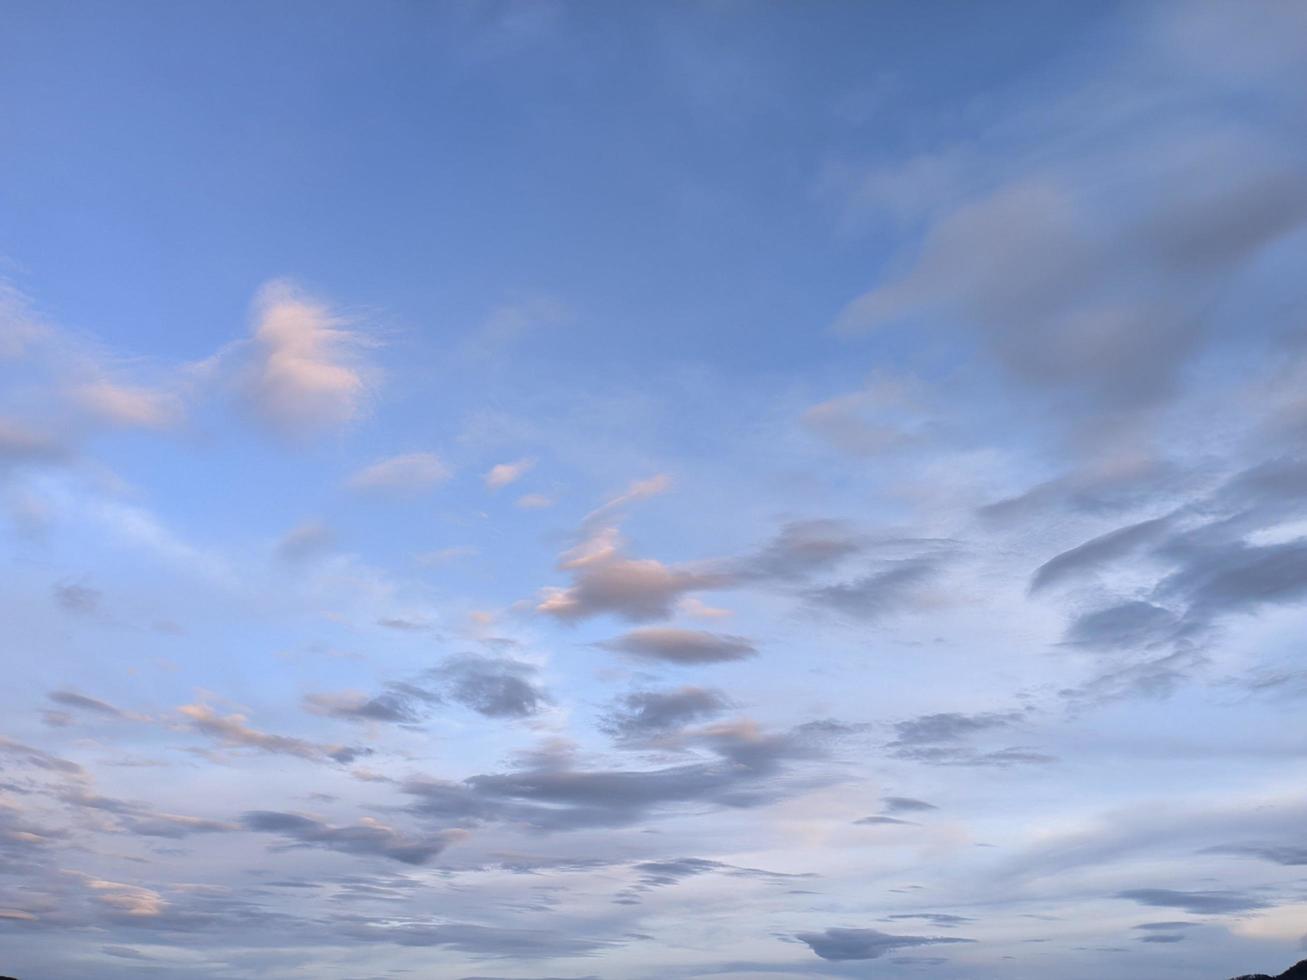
598 627 757 664
241 811 462 865
599 686 731 741
795 926 975 961
1116 888 1269 914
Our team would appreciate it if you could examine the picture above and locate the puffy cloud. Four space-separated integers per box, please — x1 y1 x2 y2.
484 457 535 490
243 281 374 437
539 546 726 623
795 926 974 961
597 627 756 664
347 452 451 494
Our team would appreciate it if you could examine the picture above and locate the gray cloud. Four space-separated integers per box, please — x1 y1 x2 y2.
734 519 866 581
241 811 462 865
1030 516 1173 593
1116 888 1270 914
600 686 732 742
304 682 440 724
883 796 938 813
177 703 370 765
434 655 549 718
53 582 101 615
1205 843 1307 866
795 926 975 961
887 711 1054 767
803 556 939 621
404 718 860 832
48 690 128 718
598 628 757 665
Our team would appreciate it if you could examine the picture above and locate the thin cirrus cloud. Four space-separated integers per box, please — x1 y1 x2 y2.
347 452 451 494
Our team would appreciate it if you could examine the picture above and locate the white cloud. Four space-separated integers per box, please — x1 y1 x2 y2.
71 381 183 430
244 281 374 437
484 457 535 490
348 452 451 494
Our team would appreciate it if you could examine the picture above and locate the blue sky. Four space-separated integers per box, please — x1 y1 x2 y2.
2 2 1307 978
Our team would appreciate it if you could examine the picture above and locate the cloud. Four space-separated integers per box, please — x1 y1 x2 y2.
1205 843 1307 866
484 457 535 490
599 686 732 741
516 493 554 509
306 657 547 726
1116 888 1270 914
887 711 1055 767
337 920 616 957
538 530 728 622
241 811 462 865
794 926 974 961
800 376 929 456
734 519 866 581
176 703 367 764
47 691 129 719
433 655 549 718
803 556 940 621
882 796 939 813
70 381 182 430
0 417 69 468
243 281 374 437
52 583 102 615
303 683 440 725
275 521 335 562
404 717 858 832
597 628 756 664
347 452 451 494
1030 516 1173 593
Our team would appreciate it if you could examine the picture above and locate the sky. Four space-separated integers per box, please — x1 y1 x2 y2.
1 2 1306 978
